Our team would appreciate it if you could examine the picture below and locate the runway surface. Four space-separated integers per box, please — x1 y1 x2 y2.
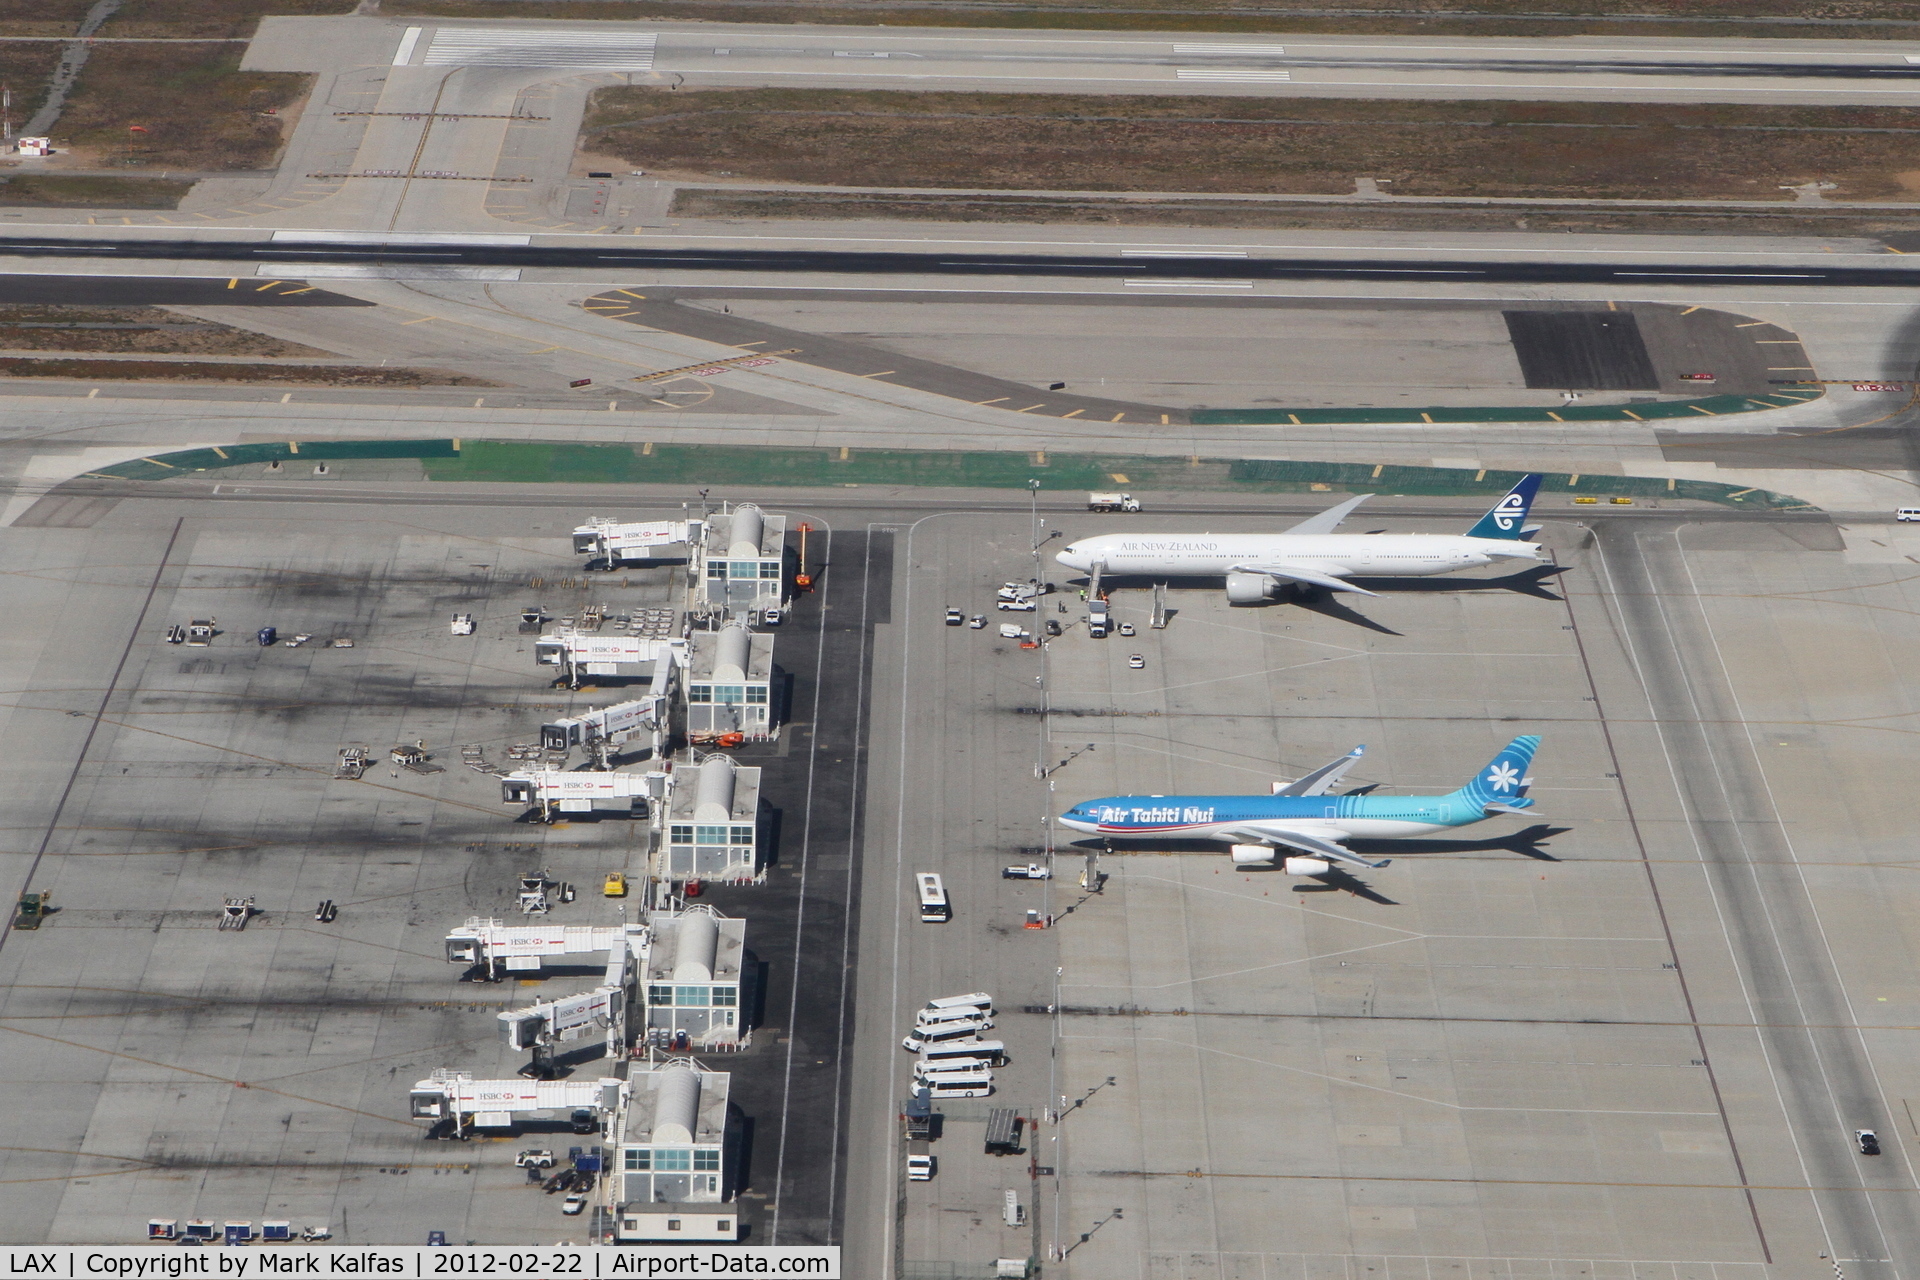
11 235 1920 288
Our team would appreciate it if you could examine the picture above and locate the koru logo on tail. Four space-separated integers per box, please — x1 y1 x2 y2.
1492 493 1527 532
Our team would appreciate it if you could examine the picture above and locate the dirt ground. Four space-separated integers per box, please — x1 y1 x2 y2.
671 188 1920 238
0 305 336 357
0 0 96 36
393 0 1920 40
101 0 357 38
0 176 193 208
48 46 311 172
0 356 497 387
586 88 1920 201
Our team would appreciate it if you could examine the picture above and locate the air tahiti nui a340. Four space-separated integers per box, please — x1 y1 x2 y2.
1059 737 1541 873
1054 474 1545 604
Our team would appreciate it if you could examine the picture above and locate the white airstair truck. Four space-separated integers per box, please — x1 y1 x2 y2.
446 917 640 981
572 518 698 569
498 925 643 1077
409 1071 626 1140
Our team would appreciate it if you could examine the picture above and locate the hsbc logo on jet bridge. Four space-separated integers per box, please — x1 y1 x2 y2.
1100 806 1215 824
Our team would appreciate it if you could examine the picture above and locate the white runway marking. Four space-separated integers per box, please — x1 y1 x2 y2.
1173 43 1290 56
1177 68 1294 82
391 26 421 66
422 27 658 69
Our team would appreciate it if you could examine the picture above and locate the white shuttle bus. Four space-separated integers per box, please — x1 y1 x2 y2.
924 1077 993 1099
919 1038 1006 1068
923 992 992 1015
902 1020 992 1053
916 873 950 923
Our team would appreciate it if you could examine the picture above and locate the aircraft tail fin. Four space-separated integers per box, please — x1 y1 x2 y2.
1451 735 1541 809
1465 475 1543 541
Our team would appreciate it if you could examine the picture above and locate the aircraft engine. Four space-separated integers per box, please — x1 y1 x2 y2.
1230 843 1278 864
1225 572 1276 605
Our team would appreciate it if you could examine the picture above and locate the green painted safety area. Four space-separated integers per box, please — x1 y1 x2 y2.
87 438 460 482
1192 389 1823 426
82 436 1813 511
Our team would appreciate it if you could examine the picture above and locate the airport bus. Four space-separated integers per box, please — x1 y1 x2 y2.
915 1004 995 1031
916 873 950 922
918 1038 1006 1068
902 1019 993 1053
913 1064 994 1087
923 992 992 1015
924 1077 993 1099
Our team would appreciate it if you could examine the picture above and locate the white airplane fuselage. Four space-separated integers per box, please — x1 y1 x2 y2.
1056 532 1541 578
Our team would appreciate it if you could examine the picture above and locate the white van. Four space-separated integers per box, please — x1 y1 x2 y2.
1898 508 1920 523
919 1038 1006 1068
923 993 993 1015
902 1020 992 1053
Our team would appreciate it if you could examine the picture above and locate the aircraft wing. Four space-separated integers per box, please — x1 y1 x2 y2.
1282 492 1372 536
1217 823 1390 871
1233 562 1379 597
1274 746 1365 797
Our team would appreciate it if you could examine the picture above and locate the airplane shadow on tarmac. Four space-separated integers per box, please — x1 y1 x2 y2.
1067 824 1570 907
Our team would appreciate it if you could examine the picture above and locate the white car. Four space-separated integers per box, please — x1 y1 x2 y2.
763 608 784 626
968 615 987 629
561 1194 586 1216
1118 622 1136 637
1128 654 1145 669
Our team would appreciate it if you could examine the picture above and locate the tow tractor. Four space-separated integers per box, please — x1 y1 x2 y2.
451 613 476 636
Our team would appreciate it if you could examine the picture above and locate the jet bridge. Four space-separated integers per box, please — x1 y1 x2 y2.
499 768 668 822
535 636 683 690
498 926 640 1076
572 518 698 568
408 1070 626 1138
542 693 672 767
445 917 637 980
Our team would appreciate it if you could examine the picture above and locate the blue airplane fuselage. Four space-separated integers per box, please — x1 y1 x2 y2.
1060 791 1478 841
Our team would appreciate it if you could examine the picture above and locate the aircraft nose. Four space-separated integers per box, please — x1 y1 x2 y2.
1054 547 1080 568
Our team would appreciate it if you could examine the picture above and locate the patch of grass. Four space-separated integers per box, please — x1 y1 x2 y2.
0 357 496 386
391 0 1920 39
671 188 1920 237
52 46 311 170
587 87 1920 201
0 175 191 207
102 0 359 39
